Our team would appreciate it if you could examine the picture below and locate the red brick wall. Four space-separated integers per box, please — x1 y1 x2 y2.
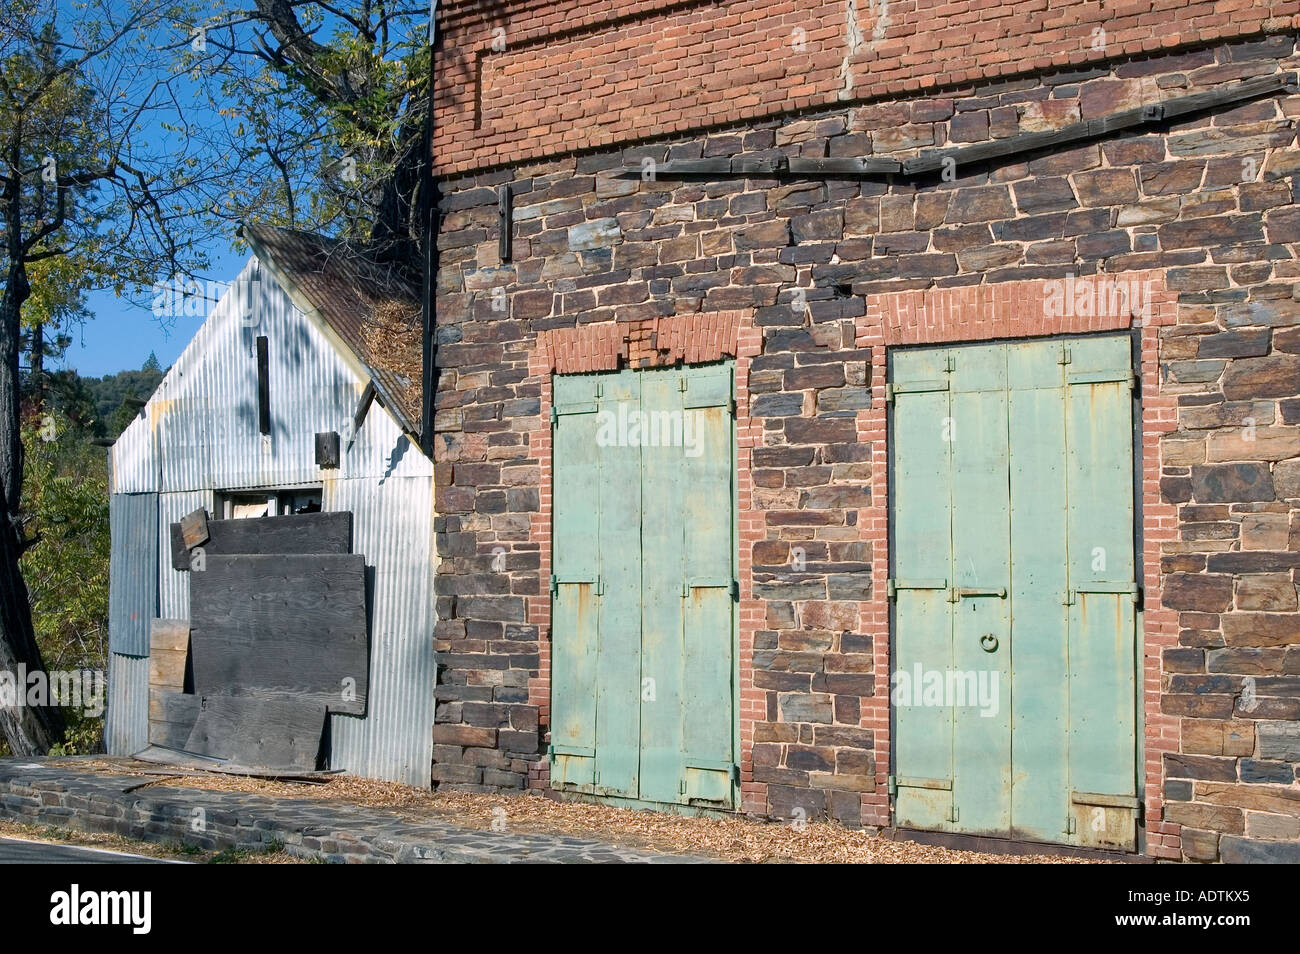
434 0 1300 174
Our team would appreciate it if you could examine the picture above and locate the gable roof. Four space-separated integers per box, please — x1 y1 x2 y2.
241 224 423 437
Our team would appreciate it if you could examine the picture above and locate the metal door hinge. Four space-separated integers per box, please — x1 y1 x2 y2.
884 383 894 403
551 574 602 595
549 406 558 425
1064 582 1138 605
887 774 897 796
887 578 947 600
1066 815 1077 835
682 578 739 600
951 806 960 823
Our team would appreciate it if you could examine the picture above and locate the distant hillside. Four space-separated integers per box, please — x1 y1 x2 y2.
82 362 166 438
38 354 167 441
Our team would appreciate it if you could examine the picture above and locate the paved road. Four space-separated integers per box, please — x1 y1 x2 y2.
0 836 184 864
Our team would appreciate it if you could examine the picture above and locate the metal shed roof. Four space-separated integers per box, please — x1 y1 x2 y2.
240 224 423 437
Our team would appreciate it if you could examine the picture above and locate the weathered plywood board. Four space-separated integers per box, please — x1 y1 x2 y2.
179 508 210 549
148 690 201 749
188 553 369 714
150 618 191 655
171 511 353 570
148 618 190 692
148 619 193 749
185 695 326 771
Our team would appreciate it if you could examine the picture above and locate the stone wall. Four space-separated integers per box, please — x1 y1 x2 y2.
432 33 1300 861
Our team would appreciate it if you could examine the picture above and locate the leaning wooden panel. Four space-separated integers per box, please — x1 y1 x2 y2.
148 618 190 691
188 553 369 714
185 695 326 771
148 690 201 750
171 511 353 570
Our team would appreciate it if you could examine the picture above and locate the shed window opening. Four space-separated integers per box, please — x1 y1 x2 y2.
217 488 323 519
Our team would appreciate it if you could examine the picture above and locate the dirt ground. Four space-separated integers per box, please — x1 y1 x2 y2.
0 818 301 864
50 757 1099 863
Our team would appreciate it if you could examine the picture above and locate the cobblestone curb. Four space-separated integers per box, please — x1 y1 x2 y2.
0 759 708 864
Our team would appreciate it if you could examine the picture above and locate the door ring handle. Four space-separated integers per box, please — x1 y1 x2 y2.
979 634 999 653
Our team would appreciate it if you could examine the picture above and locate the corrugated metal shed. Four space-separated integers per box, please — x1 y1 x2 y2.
104 652 149 755
112 256 426 495
107 493 158 657
105 239 435 784
326 474 435 787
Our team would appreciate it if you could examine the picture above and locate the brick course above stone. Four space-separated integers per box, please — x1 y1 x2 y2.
434 0 1300 174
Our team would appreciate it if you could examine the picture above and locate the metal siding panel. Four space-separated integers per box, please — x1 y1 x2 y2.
108 493 159 656
109 414 156 493
892 347 956 830
325 474 434 787
157 491 207 619
104 652 149 755
111 253 422 495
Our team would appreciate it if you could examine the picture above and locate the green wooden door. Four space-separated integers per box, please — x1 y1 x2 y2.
891 335 1137 849
551 363 736 808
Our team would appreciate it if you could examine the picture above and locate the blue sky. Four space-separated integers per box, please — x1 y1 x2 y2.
60 243 249 377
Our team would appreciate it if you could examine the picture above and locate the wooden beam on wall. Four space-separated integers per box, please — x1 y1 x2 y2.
621 75 1296 181
256 335 271 435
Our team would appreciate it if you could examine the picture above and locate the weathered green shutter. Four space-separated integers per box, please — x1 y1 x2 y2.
549 375 602 789
679 365 736 805
551 363 736 808
891 347 956 830
638 368 686 804
948 344 1013 835
1006 339 1071 842
1064 335 1138 850
593 369 642 797
892 335 1136 847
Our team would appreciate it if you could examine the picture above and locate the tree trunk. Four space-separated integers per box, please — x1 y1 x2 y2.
369 115 425 252
0 264 65 754
30 321 43 406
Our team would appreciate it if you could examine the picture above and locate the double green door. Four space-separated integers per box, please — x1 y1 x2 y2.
549 363 737 808
891 335 1139 849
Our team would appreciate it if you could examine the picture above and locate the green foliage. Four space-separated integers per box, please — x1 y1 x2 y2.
19 405 109 755
187 3 430 242
80 363 165 439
